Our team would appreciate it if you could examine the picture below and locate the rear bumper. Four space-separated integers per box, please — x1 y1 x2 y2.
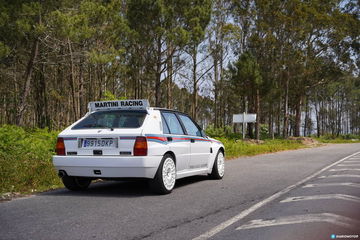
52 155 162 178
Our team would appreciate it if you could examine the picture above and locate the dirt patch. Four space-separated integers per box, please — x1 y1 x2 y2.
0 192 33 202
287 137 320 146
241 139 265 144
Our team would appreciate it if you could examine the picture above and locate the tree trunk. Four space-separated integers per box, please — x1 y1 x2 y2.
336 92 343 136
255 88 260 140
303 97 308 136
294 96 302 137
214 57 219 127
34 63 49 128
277 101 281 136
219 39 224 127
166 42 173 109
315 101 321 137
155 37 162 107
269 103 274 139
283 71 289 138
16 37 39 125
68 38 78 121
192 48 198 121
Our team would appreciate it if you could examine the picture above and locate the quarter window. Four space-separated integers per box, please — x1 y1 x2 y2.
162 112 184 135
161 115 170 134
178 114 202 137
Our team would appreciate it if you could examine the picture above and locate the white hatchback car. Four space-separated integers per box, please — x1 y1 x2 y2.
53 99 225 194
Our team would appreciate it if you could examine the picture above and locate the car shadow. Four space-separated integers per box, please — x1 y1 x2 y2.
41 175 210 198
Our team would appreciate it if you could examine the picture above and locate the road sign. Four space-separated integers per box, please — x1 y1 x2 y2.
233 113 257 139
233 113 257 123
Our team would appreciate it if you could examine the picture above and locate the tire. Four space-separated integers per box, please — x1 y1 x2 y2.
150 154 176 194
62 176 91 191
209 150 225 179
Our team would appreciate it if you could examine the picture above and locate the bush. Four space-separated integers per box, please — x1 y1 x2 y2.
205 125 239 139
260 124 269 139
0 125 61 194
215 137 304 159
315 134 360 143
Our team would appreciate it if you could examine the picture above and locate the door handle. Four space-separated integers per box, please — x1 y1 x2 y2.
190 139 195 143
167 137 173 142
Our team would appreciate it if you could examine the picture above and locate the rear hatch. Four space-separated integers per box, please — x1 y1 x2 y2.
61 110 146 156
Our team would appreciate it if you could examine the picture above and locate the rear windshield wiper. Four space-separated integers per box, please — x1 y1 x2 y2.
93 124 114 131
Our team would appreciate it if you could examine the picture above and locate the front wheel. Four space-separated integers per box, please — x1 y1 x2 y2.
62 176 91 191
209 150 225 179
150 154 176 194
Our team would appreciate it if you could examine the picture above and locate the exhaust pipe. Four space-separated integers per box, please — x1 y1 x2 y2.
58 170 67 178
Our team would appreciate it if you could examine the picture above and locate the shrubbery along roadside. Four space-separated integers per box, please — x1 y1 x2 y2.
1 125 358 195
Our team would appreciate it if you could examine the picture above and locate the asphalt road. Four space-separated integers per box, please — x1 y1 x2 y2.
1 143 360 240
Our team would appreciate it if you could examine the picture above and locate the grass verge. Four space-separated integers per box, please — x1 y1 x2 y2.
0 125 62 196
217 138 306 159
315 137 360 144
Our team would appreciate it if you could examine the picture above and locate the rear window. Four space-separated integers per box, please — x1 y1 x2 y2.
72 110 146 129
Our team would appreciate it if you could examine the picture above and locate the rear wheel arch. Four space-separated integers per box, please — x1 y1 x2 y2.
163 151 176 165
150 153 176 194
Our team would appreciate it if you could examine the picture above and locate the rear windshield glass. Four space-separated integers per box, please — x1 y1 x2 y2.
72 110 146 129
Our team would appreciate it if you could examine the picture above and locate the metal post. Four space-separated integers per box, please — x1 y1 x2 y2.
242 112 245 139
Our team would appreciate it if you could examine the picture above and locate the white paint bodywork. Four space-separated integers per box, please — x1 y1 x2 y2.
52 108 224 180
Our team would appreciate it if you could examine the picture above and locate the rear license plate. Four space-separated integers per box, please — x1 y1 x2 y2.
81 138 118 148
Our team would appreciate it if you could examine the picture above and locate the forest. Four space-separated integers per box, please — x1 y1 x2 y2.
0 0 359 139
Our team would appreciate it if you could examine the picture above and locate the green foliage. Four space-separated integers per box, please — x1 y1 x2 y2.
206 124 270 140
0 125 61 194
260 124 269 139
315 134 360 143
216 137 305 159
0 41 10 58
206 125 307 159
0 0 359 139
100 91 126 101
233 52 262 87
205 125 237 139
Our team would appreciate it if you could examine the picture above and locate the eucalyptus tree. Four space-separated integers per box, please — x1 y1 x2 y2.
126 0 191 107
208 0 235 127
229 52 262 139
182 0 212 120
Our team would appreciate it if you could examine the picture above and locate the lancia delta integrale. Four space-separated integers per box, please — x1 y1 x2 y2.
53 99 225 194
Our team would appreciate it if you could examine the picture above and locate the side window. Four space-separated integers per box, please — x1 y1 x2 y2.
178 114 202 137
161 115 170 134
162 112 184 135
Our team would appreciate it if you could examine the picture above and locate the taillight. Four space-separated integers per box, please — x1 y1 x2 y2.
133 136 147 156
56 137 66 155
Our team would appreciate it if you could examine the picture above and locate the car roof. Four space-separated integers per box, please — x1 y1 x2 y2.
153 107 189 116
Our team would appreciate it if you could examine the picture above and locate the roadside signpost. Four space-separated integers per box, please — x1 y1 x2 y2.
233 113 257 139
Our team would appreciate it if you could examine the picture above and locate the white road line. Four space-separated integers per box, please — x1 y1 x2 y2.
338 164 360 167
319 174 360 178
303 182 360 188
329 169 360 172
280 194 360 203
236 213 360 230
339 162 360 164
192 151 360 240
